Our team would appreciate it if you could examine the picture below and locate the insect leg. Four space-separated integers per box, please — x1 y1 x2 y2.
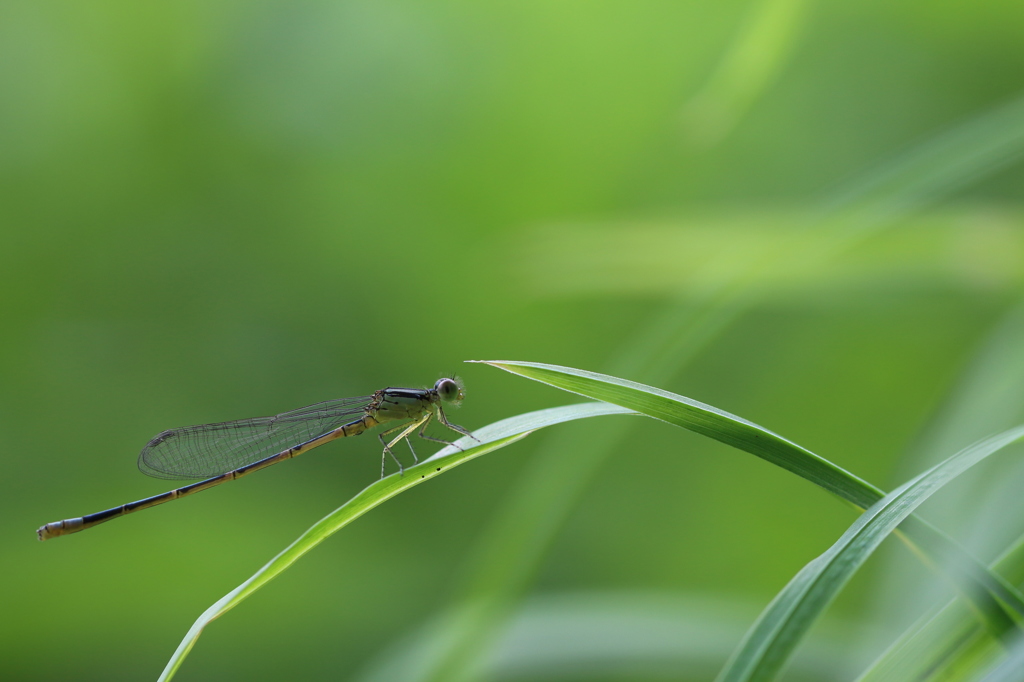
436 404 479 442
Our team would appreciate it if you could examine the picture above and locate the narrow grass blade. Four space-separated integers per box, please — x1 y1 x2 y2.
716 426 1024 682
470 361 1024 631
419 299 744 682
856 297 1024 681
979 633 1024 682
472 360 879 506
433 98 1024 682
899 298 1024 548
157 402 636 682
855 531 1024 682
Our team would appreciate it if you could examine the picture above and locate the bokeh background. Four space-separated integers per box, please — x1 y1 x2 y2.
3 1 1024 680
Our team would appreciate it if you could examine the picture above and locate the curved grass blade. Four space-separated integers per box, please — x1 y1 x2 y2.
157 402 637 682
856 297 1024 681
855 532 1024 682
469 361 1024 632
472 360 880 507
716 425 1024 682
430 98 1024 682
419 300 745 682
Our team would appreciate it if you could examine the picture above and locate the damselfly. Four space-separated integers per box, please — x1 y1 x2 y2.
37 378 475 541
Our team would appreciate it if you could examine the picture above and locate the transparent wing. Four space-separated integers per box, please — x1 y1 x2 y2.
138 396 374 480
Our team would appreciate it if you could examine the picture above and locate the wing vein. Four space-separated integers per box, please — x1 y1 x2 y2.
138 396 374 480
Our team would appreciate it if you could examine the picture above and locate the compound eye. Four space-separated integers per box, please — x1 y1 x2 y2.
436 378 462 403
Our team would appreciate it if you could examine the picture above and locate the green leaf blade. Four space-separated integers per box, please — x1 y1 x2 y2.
472 360 882 509
158 402 636 682
717 426 1024 682
470 361 1024 636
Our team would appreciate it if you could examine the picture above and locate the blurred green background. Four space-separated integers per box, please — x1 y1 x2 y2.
3 1 1024 680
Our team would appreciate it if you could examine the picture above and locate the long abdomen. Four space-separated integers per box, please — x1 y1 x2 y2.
37 414 380 541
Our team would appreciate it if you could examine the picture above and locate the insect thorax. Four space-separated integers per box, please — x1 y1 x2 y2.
371 388 435 423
